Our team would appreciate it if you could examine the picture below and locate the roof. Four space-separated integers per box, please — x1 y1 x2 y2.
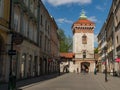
73 19 94 24
73 9 94 25
60 53 74 59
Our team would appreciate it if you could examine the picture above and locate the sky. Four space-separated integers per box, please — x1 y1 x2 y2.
41 0 112 47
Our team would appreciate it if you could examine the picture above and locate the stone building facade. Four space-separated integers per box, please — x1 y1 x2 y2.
70 10 95 73
0 0 59 82
0 0 10 82
98 0 120 75
97 23 107 73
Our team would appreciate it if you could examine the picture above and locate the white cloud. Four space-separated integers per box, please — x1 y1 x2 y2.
56 18 73 24
96 0 109 12
96 5 105 12
88 16 98 22
42 0 92 6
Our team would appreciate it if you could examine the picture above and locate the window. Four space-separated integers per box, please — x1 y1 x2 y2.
24 15 28 37
30 0 34 13
20 54 26 78
83 51 86 58
48 25 50 35
34 3 38 18
23 0 28 7
33 24 37 43
20 14 28 36
14 7 21 32
45 20 47 31
73 61 75 64
0 0 3 17
14 14 18 31
82 34 87 44
39 34 42 48
27 55 32 77
21 14 26 35
117 36 119 44
40 15 43 25
44 37 47 51
29 21 34 40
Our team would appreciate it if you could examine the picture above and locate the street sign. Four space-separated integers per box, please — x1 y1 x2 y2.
8 50 16 55
12 34 23 45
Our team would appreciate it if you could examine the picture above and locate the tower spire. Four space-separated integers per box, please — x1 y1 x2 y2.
79 9 87 19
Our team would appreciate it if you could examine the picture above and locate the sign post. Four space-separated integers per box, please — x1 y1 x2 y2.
8 33 23 90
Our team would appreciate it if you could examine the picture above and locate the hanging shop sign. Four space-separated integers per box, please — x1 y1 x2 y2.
12 33 23 45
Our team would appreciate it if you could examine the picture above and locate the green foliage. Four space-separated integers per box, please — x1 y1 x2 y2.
58 29 72 52
94 48 98 53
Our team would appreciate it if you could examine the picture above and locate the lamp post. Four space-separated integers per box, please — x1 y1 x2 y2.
8 0 15 90
104 46 108 82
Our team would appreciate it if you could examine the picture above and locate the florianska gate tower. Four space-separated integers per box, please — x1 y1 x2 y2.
71 10 95 73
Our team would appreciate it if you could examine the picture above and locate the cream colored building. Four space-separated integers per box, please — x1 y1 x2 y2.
97 0 120 75
97 23 107 73
70 10 95 73
0 0 59 82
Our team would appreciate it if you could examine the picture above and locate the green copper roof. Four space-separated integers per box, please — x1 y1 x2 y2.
79 9 87 19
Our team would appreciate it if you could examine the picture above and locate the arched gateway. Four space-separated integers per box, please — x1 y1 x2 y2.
81 62 90 73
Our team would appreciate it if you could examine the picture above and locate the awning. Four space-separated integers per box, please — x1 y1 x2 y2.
115 58 120 62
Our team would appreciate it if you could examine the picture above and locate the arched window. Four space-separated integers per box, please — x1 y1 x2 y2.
82 34 87 44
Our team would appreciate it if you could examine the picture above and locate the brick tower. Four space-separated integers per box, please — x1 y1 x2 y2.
71 10 95 73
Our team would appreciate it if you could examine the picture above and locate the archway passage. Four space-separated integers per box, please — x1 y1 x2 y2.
81 62 90 73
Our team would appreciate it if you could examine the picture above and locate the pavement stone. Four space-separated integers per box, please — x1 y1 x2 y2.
0 73 59 90
1 73 120 90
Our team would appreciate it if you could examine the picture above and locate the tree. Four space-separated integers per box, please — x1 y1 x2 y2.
94 48 98 54
58 29 72 52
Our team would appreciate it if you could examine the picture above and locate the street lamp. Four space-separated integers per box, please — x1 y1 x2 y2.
104 46 108 82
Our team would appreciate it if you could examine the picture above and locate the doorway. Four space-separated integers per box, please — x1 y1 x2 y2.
81 62 90 73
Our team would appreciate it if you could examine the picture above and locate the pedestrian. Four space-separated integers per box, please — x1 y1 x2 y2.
105 68 108 82
94 68 97 75
77 68 79 74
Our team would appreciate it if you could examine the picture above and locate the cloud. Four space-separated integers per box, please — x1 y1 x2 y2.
96 0 109 12
96 5 105 12
88 16 98 22
56 18 73 24
42 0 92 6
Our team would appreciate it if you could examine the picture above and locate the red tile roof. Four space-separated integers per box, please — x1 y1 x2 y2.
60 53 74 58
74 19 95 24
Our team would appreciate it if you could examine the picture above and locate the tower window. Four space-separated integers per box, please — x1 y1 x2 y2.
82 34 87 44
83 51 86 58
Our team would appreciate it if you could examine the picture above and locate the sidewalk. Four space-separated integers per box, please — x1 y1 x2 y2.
0 73 60 90
1 73 120 90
